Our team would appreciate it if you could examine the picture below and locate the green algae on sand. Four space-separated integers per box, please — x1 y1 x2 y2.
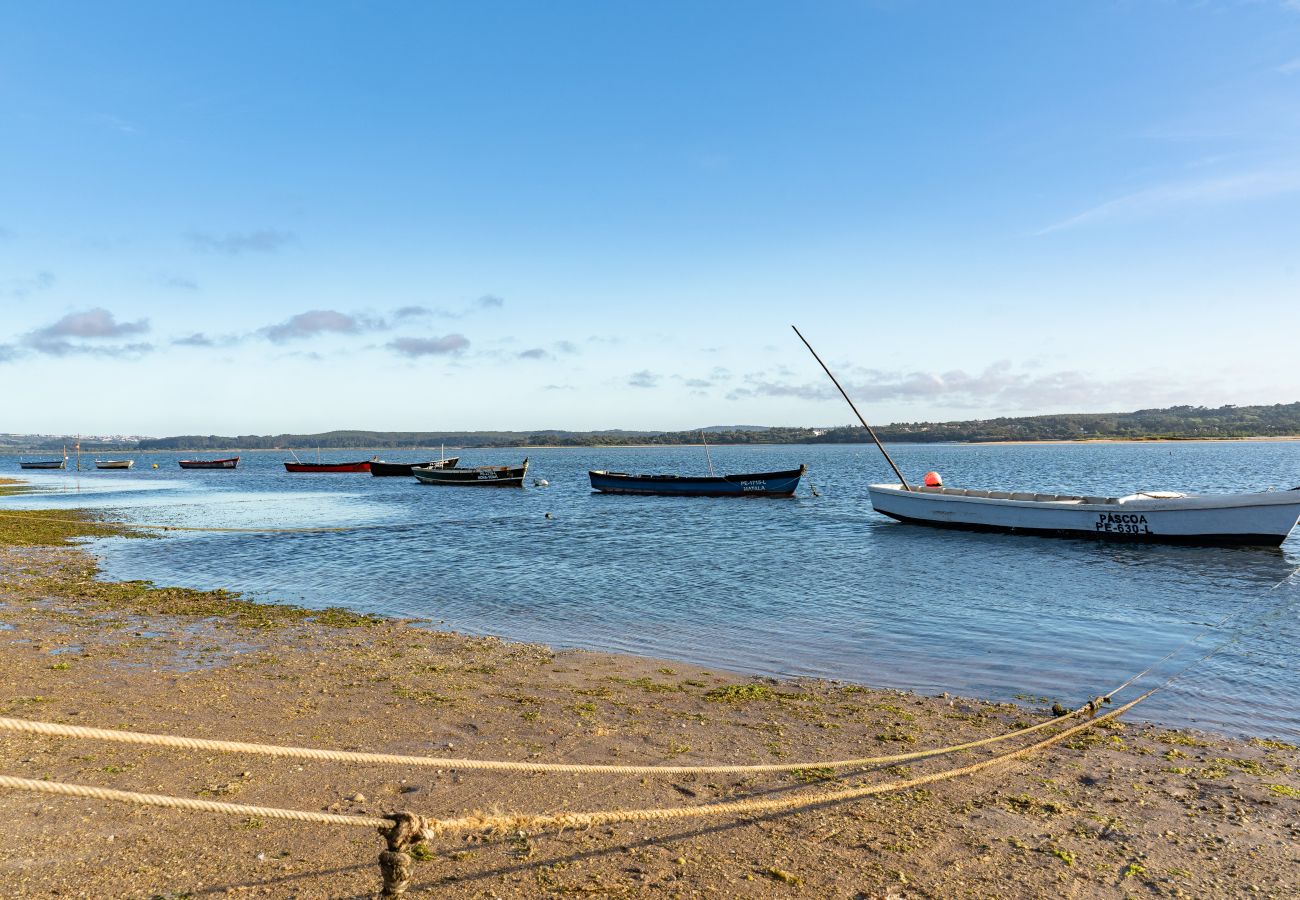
0 504 383 629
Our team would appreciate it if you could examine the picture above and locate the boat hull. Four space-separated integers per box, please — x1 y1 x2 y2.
95 460 135 470
412 459 528 487
284 461 371 473
370 458 459 477
179 457 240 469
19 461 66 470
867 484 1300 547
589 466 806 498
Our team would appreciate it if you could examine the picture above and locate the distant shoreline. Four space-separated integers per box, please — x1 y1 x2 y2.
5 436 1300 454
965 435 1300 446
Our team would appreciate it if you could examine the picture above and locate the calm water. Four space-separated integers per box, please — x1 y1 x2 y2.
4 442 1298 738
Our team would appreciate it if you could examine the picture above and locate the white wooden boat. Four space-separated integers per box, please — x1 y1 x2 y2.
94 459 135 470
868 484 1300 547
790 325 1300 548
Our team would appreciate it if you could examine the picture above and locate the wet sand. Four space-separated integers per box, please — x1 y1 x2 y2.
0 501 1297 898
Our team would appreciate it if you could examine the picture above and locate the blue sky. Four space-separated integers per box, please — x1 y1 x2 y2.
2 1 1298 435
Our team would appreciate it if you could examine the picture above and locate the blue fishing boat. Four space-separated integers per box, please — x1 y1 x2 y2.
589 466 806 498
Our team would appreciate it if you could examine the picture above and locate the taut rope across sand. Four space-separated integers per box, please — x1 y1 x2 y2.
0 695 1107 775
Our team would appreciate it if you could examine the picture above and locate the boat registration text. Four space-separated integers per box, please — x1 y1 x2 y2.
1095 512 1152 535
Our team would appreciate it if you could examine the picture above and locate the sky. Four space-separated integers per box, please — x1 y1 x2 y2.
2 1 1298 436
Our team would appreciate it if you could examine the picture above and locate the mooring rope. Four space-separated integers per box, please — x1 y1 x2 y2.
1107 563 1298 699
414 689 1152 837
0 643 1235 900
0 688 1150 839
0 619 1217 777
0 694 1105 775
0 774 391 828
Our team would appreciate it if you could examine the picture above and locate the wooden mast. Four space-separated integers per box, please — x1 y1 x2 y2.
791 325 912 491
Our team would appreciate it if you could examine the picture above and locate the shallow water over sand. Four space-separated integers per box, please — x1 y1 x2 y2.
6 441 1298 738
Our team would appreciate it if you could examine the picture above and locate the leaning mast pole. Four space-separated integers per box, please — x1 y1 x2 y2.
791 325 912 491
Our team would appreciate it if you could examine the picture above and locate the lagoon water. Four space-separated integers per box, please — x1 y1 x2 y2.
5 441 1298 738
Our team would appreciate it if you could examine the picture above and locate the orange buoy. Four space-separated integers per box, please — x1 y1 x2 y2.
923 471 943 487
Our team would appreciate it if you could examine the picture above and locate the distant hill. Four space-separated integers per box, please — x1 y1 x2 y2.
4 403 1298 452
858 402 1300 444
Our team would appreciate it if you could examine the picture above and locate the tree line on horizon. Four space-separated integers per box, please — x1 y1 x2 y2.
102 402 1300 450
4 403 1297 451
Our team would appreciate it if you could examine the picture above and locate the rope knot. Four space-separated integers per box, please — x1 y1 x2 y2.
378 812 424 896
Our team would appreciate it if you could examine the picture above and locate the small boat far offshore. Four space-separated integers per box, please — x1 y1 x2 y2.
179 456 240 470
95 459 135 470
19 459 67 470
589 466 807 498
412 459 528 487
868 483 1300 548
370 457 459 477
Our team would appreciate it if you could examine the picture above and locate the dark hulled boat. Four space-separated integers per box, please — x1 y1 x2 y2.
19 459 66 470
370 457 459 477
179 456 240 470
284 460 372 473
589 465 806 498
412 458 528 487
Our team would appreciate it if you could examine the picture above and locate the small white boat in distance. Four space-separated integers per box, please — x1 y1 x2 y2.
868 483 1300 547
94 459 135 470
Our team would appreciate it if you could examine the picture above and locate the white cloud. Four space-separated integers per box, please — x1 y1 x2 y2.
1037 169 1300 234
387 334 470 357
3 271 55 298
726 361 1197 412
188 229 296 254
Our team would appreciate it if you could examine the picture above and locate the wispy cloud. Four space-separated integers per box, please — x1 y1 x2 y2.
728 361 1193 411
22 308 152 358
1037 169 1300 234
390 296 506 320
48 308 148 339
628 370 660 389
3 271 55 298
188 229 297 255
387 334 470 357
518 347 551 360
28 307 147 341
260 309 383 343
92 113 138 134
0 344 18 363
160 274 199 291
1278 57 1300 74
554 340 579 355
393 305 432 320
171 331 244 348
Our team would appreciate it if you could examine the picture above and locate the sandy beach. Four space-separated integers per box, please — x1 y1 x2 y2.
1 496 1297 898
